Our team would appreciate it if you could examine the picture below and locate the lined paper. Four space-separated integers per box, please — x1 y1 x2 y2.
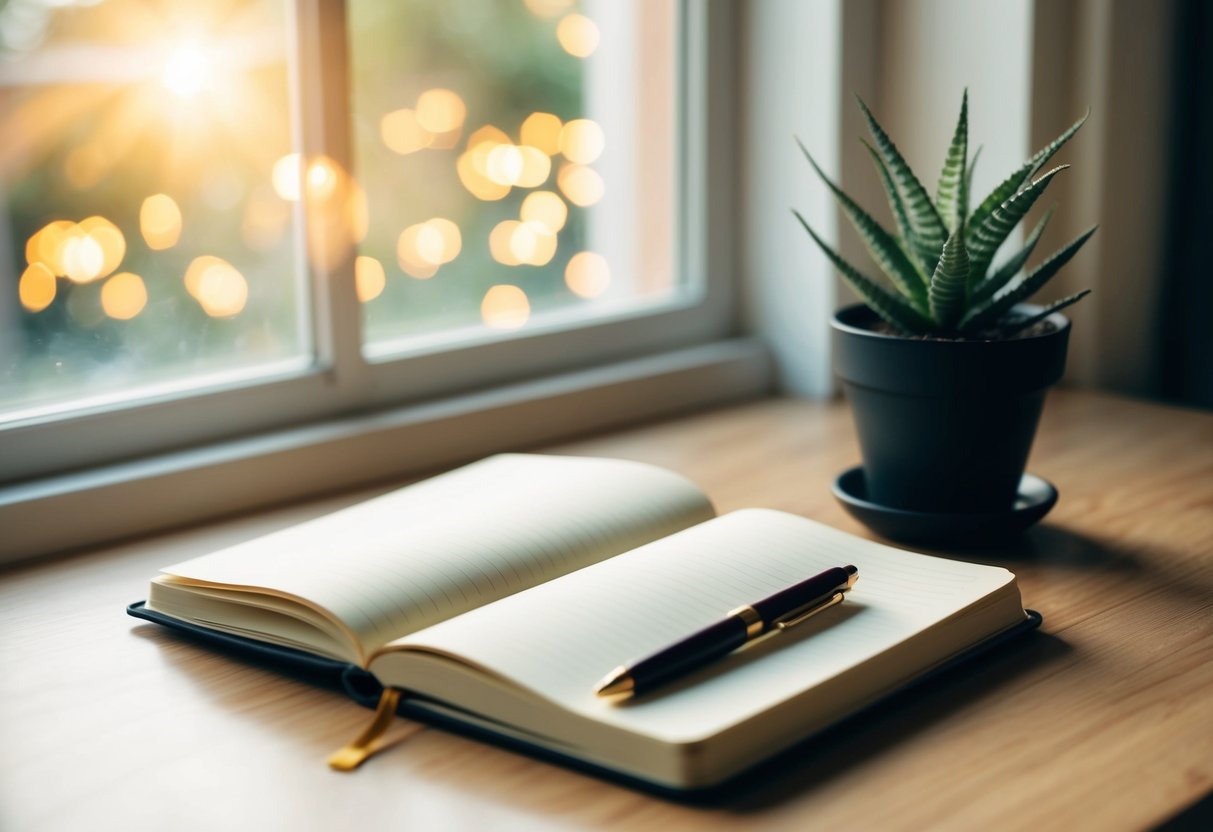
381 509 1019 741
157 454 715 659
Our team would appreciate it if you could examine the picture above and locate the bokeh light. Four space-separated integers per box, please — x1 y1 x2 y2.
481 284 530 330
396 217 461 278
61 229 106 284
26 220 74 275
101 272 148 320
489 220 524 266
18 262 56 312
185 255 249 317
486 144 524 186
520 191 568 233
565 251 611 298
271 153 303 201
557 164 605 206
520 112 563 155
140 194 183 250
560 119 605 164
415 88 467 134
381 108 432 155
78 216 125 278
195 261 249 317
355 255 386 302
556 14 600 58
516 146 552 187
458 125 513 200
306 157 341 202
184 255 225 299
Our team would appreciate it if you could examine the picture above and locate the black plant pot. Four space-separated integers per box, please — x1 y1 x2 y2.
831 303 1071 514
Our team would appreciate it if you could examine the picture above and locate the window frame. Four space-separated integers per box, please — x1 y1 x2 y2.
0 0 737 484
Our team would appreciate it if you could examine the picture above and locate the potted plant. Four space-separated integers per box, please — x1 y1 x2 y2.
795 92 1096 539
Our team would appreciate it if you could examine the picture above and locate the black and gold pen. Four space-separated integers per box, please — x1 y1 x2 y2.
595 565 858 698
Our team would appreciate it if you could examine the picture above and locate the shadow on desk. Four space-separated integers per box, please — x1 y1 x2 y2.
702 628 1072 812
930 523 1149 570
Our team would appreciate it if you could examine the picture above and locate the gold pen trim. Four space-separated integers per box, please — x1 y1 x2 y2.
773 590 846 630
595 666 635 697
727 604 765 639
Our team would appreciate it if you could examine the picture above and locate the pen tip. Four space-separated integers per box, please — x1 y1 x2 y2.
595 668 635 697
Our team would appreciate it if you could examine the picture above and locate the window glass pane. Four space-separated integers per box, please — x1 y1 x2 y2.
348 0 679 353
0 0 306 421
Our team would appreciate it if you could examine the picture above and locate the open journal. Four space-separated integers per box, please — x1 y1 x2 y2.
129 454 1039 791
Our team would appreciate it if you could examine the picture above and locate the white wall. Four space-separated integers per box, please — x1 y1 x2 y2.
740 0 842 399
875 0 1035 248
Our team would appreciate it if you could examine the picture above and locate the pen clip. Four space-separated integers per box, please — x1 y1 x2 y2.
773 590 846 631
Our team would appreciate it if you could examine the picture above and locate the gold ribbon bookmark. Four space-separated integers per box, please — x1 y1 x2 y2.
328 687 403 771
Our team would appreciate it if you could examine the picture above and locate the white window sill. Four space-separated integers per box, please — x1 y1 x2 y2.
0 338 771 565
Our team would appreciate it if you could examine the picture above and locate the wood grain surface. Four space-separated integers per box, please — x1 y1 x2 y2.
1 389 1210 831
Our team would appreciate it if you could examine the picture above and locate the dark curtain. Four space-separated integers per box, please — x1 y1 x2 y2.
1156 0 1213 408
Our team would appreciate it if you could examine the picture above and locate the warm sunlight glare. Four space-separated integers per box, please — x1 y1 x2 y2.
162 44 208 99
481 284 530 330
140 194 183 250
101 272 148 320
565 251 611 298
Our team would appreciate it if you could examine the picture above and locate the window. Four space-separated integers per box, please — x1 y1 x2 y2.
0 0 307 417
0 0 734 484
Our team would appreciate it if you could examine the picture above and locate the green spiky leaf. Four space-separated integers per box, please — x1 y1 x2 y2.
794 210 933 334
997 289 1092 337
860 138 927 288
967 111 1087 247
960 225 1098 332
936 90 968 233
855 96 948 275
967 165 1068 283
971 206 1054 306
960 145 981 225
797 139 928 311
928 224 971 330
1026 109 1090 178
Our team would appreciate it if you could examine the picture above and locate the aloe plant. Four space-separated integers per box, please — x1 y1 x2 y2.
796 91 1096 338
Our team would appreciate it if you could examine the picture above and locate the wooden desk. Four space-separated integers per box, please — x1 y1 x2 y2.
2 389 1210 831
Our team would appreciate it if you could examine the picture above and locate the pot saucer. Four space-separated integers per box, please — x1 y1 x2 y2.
832 466 1058 545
